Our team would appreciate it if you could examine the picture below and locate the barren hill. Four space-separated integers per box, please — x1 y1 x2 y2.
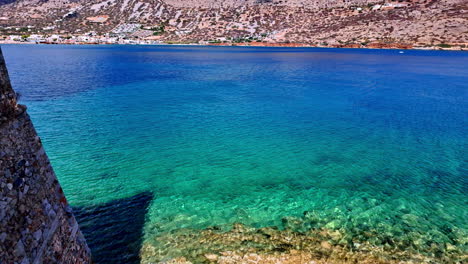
0 0 467 47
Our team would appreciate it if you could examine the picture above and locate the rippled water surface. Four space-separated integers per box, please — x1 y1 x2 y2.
3 45 467 263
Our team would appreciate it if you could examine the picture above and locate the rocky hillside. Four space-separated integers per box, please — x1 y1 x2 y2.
0 0 467 47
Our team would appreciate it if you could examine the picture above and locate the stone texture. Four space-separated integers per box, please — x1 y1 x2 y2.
0 46 19 124
141 222 468 264
0 47 92 264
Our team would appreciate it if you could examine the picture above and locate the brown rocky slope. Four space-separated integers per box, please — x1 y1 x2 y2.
0 0 466 48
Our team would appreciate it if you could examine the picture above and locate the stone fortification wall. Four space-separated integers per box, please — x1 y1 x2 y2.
0 47 92 264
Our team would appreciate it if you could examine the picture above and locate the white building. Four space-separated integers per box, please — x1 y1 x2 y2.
8 35 21 41
27 34 45 42
46 34 62 42
111 23 141 34
43 26 56 31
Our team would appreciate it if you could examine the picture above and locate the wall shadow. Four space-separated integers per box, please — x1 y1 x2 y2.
73 192 153 264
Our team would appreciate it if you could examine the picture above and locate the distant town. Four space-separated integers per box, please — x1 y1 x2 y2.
1 23 169 45
1 30 464 50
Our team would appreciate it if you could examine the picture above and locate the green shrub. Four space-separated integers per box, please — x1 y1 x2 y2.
436 43 452 48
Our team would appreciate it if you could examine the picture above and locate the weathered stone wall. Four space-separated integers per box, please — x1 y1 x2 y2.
0 48 92 264
0 47 18 124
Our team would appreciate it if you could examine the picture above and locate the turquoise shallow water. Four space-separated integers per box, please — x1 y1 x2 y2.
3 45 467 263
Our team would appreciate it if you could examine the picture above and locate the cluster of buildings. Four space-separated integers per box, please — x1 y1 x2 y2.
0 21 170 45
0 33 164 45
0 22 167 45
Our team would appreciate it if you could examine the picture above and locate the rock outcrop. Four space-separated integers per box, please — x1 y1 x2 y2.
0 49 19 124
0 47 91 264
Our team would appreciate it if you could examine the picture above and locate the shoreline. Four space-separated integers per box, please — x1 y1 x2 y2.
1 41 466 51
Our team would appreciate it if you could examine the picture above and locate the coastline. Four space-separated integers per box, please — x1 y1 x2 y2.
1 40 466 51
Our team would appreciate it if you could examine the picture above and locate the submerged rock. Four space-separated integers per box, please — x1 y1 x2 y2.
140 219 467 264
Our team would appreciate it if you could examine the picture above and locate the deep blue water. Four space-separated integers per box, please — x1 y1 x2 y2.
2 45 467 263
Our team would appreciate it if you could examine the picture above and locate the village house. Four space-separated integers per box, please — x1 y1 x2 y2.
26 34 45 42
46 34 62 42
76 35 97 43
7 35 21 41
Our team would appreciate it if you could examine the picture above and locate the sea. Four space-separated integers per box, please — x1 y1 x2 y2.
3 44 467 263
